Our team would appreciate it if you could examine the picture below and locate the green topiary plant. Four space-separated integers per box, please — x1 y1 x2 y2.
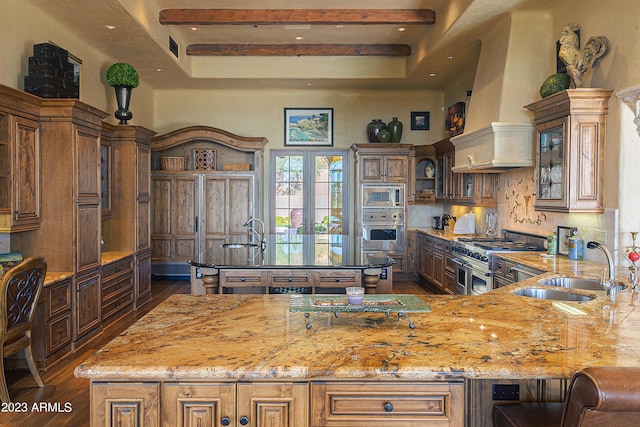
105 63 140 88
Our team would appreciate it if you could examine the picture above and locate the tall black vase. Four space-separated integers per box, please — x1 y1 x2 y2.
113 85 133 125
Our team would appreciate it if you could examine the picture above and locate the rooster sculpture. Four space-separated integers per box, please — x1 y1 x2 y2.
559 23 610 88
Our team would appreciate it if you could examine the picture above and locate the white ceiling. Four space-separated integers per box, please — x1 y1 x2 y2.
25 0 553 91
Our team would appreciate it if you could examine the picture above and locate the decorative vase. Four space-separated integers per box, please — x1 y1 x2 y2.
113 85 133 125
377 129 392 143
366 119 387 143
388 117 403 143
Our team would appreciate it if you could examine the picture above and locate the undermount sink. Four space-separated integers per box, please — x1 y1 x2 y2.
512 287 595 302
538 276 626 291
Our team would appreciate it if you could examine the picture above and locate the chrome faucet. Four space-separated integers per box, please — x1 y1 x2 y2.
587 241 615 282
243 217 267 254
587 241 639 290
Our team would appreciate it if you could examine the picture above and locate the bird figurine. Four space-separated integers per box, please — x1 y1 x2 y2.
558 23 610 88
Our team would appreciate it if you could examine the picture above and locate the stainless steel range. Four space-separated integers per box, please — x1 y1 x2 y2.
451 230 546 295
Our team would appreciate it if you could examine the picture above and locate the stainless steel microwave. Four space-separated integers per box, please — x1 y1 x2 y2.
361 184 404 208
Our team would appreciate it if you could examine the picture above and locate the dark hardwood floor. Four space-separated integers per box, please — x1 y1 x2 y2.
1 278 430 426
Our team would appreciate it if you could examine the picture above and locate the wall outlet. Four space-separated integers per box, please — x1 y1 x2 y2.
594 230 607 244
492 384 520 401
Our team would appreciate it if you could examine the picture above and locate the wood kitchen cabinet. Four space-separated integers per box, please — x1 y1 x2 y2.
150 127 267 277
0 86 42 233
492 256 544 289
412 144 437 204
525 88 613 212
151 173 254 273
351 143 413 183
311 381 464 426
417 232 454 294
433 138 497 206
92 381 308 427
9 99 109 351
0 101 42 233
101 124 155 308
91 379 465 427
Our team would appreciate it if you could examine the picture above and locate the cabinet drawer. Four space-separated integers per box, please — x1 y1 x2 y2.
102 256 133 281
46 279 71 318
269 271 312 286
102 291 133 321
47 313 71 355
220 271 266 287
314 271 361 287
311 381 464 426
102 274 134 301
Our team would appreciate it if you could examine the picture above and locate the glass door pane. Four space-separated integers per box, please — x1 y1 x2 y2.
271 151 349 265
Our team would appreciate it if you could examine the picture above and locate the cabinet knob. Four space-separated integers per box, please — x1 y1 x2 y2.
239 415 249 425
384 402 394 412
221 417 231 426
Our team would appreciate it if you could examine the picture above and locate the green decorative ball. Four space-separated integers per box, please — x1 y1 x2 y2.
106 63 140 88
540 73 571 98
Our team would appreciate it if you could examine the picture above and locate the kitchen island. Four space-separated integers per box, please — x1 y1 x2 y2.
189 233 395 295
75 280 640 426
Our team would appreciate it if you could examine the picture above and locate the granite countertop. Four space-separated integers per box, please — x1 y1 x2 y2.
101 250 133 265
44 271 74 286
75 287 640 382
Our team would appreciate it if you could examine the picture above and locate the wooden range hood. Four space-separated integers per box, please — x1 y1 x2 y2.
159 8 435 57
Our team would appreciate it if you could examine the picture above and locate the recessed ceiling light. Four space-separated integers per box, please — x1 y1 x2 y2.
105 25 116 30
295 36 304 41
447 55 456 60
189 27 198 32
398 27 406 32
156 68 163 72
429 73 437 77
336 25 344 29
307 83 313 87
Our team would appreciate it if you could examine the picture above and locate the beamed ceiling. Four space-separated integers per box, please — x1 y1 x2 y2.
24 0 554 91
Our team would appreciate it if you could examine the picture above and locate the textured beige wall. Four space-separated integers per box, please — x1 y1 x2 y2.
0 0 155 129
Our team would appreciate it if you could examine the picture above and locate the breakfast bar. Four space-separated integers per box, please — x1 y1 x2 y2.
75 277 640 426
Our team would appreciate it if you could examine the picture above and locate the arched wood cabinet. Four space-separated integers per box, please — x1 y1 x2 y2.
150 127 268 277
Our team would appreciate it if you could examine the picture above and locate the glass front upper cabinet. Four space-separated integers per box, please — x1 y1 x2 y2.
536 122 565 203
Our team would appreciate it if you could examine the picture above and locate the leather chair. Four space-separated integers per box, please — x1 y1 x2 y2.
494 367 640 427
0 256 47 403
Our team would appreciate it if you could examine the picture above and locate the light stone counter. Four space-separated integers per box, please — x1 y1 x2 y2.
75 287 640 382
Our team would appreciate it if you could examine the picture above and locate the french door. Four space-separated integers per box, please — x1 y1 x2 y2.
270 150 350 265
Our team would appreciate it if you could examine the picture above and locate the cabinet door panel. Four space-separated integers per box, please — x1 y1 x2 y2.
14 117 40 224
152 178 171 234
237 382 309 427
228 178 252 233
360 157 383 181
162 382 235 427
137 200 150 251
384 156 407 182
74 274 101 340
91 382 160 427
174 178 198 235
77 203 101 272
203 177 226 235
76 130 100 199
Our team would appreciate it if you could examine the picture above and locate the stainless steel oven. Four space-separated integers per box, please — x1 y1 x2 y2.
361 209 405 254
452 256 491 295
451 231 547 295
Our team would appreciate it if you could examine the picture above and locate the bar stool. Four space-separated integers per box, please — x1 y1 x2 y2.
494 367 640 427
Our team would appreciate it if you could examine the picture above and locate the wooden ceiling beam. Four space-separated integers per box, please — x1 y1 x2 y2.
160 9 435 25
186 44 411 57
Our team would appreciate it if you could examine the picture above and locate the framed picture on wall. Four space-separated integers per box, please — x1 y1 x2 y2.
284 108 333 146
410 111 430 130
